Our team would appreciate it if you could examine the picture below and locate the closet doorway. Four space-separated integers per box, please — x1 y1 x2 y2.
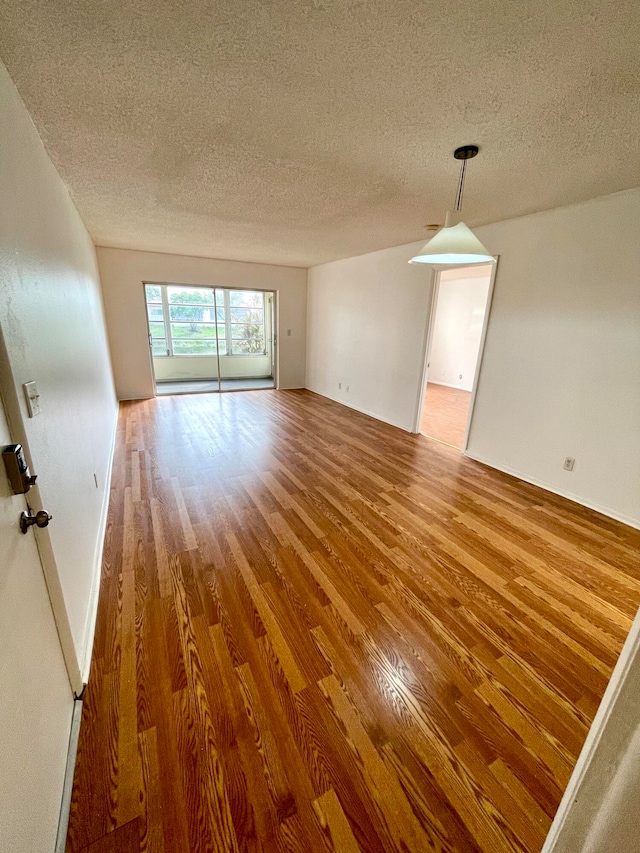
416 263 495 449
144 284 276 395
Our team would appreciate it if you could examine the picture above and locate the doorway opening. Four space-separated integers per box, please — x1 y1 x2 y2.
144 284 276 395
417 263 495 450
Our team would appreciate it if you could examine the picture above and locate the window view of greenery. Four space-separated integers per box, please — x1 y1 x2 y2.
229 290 265 354
145 285 267 356
167 286 221 355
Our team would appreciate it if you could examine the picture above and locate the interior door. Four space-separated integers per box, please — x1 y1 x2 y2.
0 395 74 852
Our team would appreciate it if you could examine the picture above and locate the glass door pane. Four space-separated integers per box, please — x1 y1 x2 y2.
216 289 274 391
145 284 221 394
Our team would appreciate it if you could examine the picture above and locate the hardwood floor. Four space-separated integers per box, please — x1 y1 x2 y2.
67 390 640 852
421 383 472 449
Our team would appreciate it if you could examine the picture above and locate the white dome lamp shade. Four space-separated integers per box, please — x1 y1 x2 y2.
409 145 495 268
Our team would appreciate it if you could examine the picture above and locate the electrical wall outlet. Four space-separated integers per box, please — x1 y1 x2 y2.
338 382 342 390
346 385 349 392
563 456 575 471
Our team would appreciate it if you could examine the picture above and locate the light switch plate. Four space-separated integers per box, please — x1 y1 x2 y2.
23 381 41 417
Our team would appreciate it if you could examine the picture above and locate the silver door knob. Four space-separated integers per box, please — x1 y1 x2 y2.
20 509 52 534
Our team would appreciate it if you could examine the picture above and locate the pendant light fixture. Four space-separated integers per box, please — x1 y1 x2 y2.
409 145 495 267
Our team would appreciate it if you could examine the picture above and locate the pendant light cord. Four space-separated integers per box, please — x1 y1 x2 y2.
454 158 466 212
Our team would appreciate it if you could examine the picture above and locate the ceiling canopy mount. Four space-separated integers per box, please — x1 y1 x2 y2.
453 145 479 160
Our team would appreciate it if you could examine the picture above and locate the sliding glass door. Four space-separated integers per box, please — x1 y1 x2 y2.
144 284 275 395
217 288 269 390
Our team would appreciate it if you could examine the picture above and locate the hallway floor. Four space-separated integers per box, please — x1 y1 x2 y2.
421 382 472 448
66 390 640 852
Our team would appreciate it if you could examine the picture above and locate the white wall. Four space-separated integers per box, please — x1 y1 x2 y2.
0 60 118 670
467 188 640 528
306 187 640 528
428 266 492 391
306 243 433 430
97 248 307 399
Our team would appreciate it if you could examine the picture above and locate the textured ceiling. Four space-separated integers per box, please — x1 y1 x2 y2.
1 1 640 267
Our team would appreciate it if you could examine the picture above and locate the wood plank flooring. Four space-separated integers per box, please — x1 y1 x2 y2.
421 383 472 449
67 390 640 852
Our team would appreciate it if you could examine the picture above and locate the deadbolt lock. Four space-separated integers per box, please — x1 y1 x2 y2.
20 508 52 534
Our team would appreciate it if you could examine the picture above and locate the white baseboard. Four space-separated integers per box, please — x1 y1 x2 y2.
80 408 119 686
428 379 473 392
463 450 640 531
305 388 411 432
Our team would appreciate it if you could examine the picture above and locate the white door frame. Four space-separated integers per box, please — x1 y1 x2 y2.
270 292 278 389
412 258 499 451
143 294 160 397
